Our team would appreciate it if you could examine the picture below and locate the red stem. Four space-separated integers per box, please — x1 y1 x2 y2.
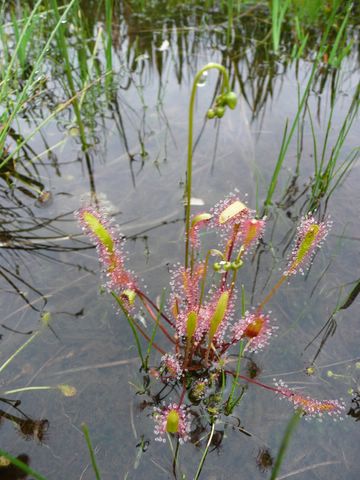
178 384 187 407
133 321 166 355
140 297 176 344
135 289 175 328
224 370 289 397
221 224 240 290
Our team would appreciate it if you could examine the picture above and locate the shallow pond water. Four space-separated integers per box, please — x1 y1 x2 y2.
0 2 359 479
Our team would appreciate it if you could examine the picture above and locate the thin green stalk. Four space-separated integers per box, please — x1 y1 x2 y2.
0 449 48 480
325 148 359 202
226 339 245 413
145 290 166 365
166 434 180 479
111 292 145 367
310 83 359 209
3 386 52 395
194 422 215 480
241 284 245 316
307 106 318 177
199 248 224 307
270 410 302 480
81 423 102 480
185 63 230 269
105 0 113 82
227 0 234 47
0 332 38 374
78 26 103 109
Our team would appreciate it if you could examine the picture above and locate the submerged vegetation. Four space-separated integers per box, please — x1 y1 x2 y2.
0 0 359 478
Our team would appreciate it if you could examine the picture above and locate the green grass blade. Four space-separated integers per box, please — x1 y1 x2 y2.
194 422 216 480
0 332 38 374
270 410 302 480
0 449 48 480
81 423 102 480
263 3 342 212
328 2 352 67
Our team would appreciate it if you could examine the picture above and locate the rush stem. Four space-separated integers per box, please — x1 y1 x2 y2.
185 63 230 270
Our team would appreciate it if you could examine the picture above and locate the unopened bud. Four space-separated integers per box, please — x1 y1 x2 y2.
224 91 237 109
215 106 225 118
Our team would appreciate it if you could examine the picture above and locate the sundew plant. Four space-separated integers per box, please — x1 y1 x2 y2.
76 64 345 473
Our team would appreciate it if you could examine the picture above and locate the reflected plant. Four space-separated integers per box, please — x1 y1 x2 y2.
77 64 346 476
0 408 49 443
0 315 77 425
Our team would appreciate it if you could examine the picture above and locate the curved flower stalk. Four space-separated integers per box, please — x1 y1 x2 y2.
184 63 238 269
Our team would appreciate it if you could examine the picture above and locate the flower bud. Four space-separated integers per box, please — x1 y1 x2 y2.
121 289 137 306
224 91 237 109
230 259 243 270
215 94 225 106
215 106 225 118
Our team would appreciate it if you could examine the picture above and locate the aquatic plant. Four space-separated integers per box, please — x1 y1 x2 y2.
76 63 346 477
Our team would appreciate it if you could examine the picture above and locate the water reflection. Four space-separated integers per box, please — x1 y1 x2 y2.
0 395 49 444
348 392 360 422
0 454 29 480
